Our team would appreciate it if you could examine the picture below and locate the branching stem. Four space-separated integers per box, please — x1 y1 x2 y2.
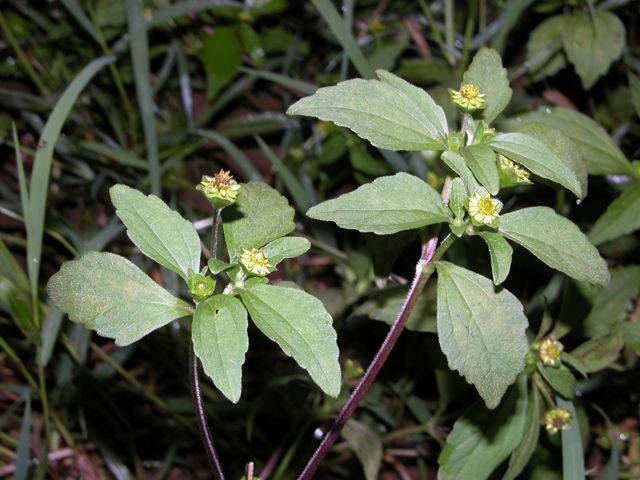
297 230 450 480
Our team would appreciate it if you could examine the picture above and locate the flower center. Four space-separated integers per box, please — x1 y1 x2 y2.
460 84 479 100
476 197 497 215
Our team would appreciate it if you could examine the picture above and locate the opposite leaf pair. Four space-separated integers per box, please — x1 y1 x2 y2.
48 182 341 403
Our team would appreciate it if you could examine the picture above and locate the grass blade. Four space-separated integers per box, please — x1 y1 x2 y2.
15 395 32 480
238 67 317 95
254 134 313 212
77 141 148 169
126 0 160 196
558 398 585 480
176 46 194 131
310 0 375 79
59 0 101 44
196 129 263 181
147 0 244 28
24 55 114 319
39 307 64 366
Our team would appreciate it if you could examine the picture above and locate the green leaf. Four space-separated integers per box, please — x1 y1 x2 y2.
583 265 640 337
488 132 583 197
526 15 567 81
438 376 527 480
502 383 541 480
557 398 585 480
436 262 529 408
201 27 242 98
621 321 640 354
462 47 512 124
512 107 636 177
590 183 640 245
538 364 575 399
515 122 587 200
499 207 609 285
478 232 513 285
568 328 624 373
351 284 437 332
222 182 295 260
441 151 480 194
375 69 448 141
192 295 248 403
239 284 341 396
262 236 310 267
307 172 451 235
449 177 468 220
342 419 383 480
109 184 201 281
563 11 625 90
287 76 446 151
47 252 192 346
461 144 500 195
207 258 235 275
630 72 640 118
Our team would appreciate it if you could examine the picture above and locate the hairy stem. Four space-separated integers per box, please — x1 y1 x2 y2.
297 233 444 480
211 208 222 259
190 346 225 480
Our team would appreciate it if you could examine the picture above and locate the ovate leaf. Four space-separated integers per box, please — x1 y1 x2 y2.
462 47 512 124
499 207 609 285
47 252 192 346
563 11 625 90
513 107 636 177
287 76 446 151
489 132 583 197
630 72 640 118
461 144 500 195
110 184 200 281
262 236 311 267
376 69 448 141
568 328 624 373
516 122 587 200
438 376 527 480
441 151 479 194
307 172 451 234
201 27 241 98
342 419 383 480
436 262 528 408
538 364 576 399
222 182 295 259
193 295 248 403
478 232 513 285
590 183 640 245
239 284 341 397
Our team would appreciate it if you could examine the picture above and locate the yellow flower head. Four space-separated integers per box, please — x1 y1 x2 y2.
466 188 502 227
197 170 241 208
500 155 531 184
537 337 564 367
544 407 572 434
239 248 273 276
448 83 486 111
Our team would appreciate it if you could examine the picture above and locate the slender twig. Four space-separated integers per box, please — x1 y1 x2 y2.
190 208 225 479
190 348 225 480
211 208 222 259
297 234 443 480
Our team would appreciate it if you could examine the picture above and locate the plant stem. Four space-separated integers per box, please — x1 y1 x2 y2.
190 346 225 480
297 234 443 480
211 208 222 259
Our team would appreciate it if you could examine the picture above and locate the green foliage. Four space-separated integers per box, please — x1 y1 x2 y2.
436 262 529 408
47 252 192 346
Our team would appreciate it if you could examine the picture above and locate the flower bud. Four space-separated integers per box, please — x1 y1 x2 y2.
544 407 572 434
448 83 486 112
188 273 216 301
536 337 564 367
196 170 241 209
239 248 273 277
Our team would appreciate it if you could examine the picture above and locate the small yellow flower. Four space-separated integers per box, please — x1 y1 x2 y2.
197 170 241 208
544 407 572 434
466 188 502 226
448 83 486 111
537 337 564 367
239 248 272 276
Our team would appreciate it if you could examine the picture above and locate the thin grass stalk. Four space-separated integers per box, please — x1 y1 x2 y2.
418 0 453 64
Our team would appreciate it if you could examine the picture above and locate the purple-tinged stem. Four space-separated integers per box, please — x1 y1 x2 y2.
297 235 441 480
190 346 225 480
